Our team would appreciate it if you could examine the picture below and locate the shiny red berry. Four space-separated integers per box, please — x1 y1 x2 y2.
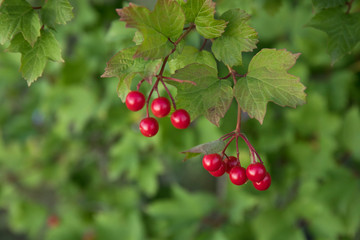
151 97 171 118
246 163 267 182
47 215 59 228
171 109 190 129
125 91 145 111
253 172 271 191
139 117 159 137
229 166 247 185
224 156 240 173
209 161 226 177
202 153 222 172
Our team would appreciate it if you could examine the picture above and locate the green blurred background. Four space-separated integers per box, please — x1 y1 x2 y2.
1 0 360 239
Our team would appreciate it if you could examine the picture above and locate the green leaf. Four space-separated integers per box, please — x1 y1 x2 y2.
307 9 360 64
117 0 185 59
181 0 227 39
7 30 63 85
41 0 74 28
234 49 306 124
0 0 41 46
181 139 226 160
101 47 162 101
340 107 360 160
312 0 347 9
170 63 233 126
212 9 258 67
168 46 217 74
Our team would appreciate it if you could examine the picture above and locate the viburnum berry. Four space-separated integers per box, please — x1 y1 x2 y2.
202 153 222 172
47 215 59 228
139 117 159 137
209 161 226 177
125 91 145 111
224 156 240 173
229 166 247 185
253 172 271 191
246 163 266 182
171 109 190 129
151 97 171 118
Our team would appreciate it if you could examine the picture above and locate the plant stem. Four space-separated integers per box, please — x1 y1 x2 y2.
32 6 42 9
199 39 208 51
219 73 232 79
161 76 197 85
136 79 145 91
236 136 240 166
160 78 176 110
346 0 355 14
145 79 160 117
221 136 235 156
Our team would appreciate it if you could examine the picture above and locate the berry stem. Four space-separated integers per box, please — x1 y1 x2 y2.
145 79 160 117
221 136 235 156
236 136 240 165
346 0 355 14
161 76 197 86
159 78 176 110
220 131 235 140
199 39 208 51
238 133 263 164
136 79 145 91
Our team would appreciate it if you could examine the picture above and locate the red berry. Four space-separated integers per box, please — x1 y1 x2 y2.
125 91 145 111
246 163 267 182
151 97 171 118
224 156 240 173
171 109 190 129
253 172 271 191
209 161 226 177
139 117 159 137
47 215 59 228
229 166 247 185
202 153 222 172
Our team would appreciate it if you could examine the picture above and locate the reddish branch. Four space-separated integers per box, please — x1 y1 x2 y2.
346 0 355 14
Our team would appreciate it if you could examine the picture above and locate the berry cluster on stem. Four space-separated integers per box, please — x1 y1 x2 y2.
124 24 198 137
201 66 271 191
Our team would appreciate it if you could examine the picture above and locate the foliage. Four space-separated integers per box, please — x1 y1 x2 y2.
0 0 360 240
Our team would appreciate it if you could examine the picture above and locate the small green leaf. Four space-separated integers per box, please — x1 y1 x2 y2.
168 46 217 74
7 30 63 85
212 9 258 67
234 49 306 124
101 47 162 101
181 139 226 160
0 0 41 46
181 0 227 39
307 9 360 64
312 0 347 9
41 0 74 28
117 0 185 59
170 63 233 126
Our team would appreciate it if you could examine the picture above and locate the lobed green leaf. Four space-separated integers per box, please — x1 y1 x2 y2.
307 8 360 64
212 9 258 67
101 47 162 101
234 49 306 124
169 63 233 126
181 0 227 39
41 0 74 28
7 30 63 85
0 0 41 46
117 0 185 59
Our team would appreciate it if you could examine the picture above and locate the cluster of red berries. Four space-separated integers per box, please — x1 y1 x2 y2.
202 153 271 191
125 91 190 137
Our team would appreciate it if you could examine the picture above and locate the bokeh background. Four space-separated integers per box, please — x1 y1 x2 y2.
1 0 360 239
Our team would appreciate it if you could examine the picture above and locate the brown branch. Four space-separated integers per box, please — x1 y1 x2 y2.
346 0 355 14
199 39 208 51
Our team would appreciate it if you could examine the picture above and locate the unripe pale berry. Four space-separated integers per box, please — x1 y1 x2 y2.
246 163 266 182
171 109 190 129
151 97 171 118
253 172 271 191
139 117 159 137
125 91 145 111
202 153 222 172
229 166 247 185
209 161 226 177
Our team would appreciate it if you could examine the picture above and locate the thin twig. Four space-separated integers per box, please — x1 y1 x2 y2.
199 39 208 51
346 0 355 14
221 136 236 156
161 76 197 86
160 78 176 110
136 79 145 91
